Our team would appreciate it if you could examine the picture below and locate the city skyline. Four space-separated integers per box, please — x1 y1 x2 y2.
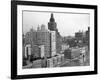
23 11 90 36
22 11 90 69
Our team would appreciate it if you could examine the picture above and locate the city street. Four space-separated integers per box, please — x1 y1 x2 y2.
60 56 89 67
60 59 80 67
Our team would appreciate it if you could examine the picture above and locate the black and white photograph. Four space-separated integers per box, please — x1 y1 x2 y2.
11 1 97 79
22 11 90 69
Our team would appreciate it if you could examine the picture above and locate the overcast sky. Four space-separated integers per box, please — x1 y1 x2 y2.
23 11 90 36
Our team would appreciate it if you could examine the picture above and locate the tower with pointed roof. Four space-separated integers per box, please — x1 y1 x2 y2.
48 13 62 56
48 13 57 31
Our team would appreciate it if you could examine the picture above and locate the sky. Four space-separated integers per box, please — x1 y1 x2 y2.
23 11 90 36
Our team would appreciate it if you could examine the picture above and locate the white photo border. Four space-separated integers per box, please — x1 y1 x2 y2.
17 5 95 75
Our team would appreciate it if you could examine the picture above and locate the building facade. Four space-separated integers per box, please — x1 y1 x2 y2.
48 13 62 55
23 24 51 60
37 24 51 58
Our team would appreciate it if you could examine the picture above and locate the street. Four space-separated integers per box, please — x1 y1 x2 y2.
60 59 80 67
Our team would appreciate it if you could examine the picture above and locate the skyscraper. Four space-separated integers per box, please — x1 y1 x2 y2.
48 13 62 55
